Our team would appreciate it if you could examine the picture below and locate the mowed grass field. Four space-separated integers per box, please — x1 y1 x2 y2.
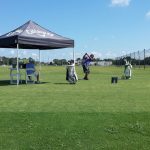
0 65 150 150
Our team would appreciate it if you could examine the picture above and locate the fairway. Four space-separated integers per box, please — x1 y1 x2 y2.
0 65 150 150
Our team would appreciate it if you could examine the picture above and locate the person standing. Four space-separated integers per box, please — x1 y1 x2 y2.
82 53 94 80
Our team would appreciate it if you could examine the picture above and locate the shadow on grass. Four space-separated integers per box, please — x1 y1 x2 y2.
0 80 11 86
54 82 70 85
0 80 49 86
36 81 50 84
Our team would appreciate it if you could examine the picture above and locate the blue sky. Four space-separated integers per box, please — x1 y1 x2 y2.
1 0 150 62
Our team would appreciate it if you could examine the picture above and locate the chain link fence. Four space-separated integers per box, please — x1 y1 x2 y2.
114 49 150 68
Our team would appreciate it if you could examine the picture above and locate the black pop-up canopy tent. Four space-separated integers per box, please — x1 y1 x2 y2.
0 20 74 85
0 20 74 49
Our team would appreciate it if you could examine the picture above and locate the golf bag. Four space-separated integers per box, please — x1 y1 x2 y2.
124 60 132 79
66 64 78 84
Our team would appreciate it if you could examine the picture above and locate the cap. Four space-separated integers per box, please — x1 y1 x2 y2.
29 57 33 62
90 54 94 58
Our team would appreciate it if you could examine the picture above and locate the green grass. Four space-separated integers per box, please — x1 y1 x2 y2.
0 65 150 149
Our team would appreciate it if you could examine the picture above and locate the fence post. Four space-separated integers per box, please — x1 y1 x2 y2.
130 53 131 59
134 52 136 68
144 49 145 69
138 50 140 68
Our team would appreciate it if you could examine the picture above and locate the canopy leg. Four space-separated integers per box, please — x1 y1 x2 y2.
17 44 19 86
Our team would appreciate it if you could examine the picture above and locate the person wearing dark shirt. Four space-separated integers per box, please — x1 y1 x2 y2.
82 53 94 80
26 57 40 83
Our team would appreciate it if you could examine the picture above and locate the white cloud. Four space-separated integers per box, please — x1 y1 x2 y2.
110 0 131 7
146 11 150 19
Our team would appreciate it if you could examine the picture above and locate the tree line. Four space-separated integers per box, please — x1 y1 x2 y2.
0 56 69 66
0 56 116 66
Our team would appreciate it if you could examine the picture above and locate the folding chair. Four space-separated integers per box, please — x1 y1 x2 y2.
10 68 22 84
26 68 36 84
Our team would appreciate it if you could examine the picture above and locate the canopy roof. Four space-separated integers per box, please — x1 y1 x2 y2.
0 20 74 49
